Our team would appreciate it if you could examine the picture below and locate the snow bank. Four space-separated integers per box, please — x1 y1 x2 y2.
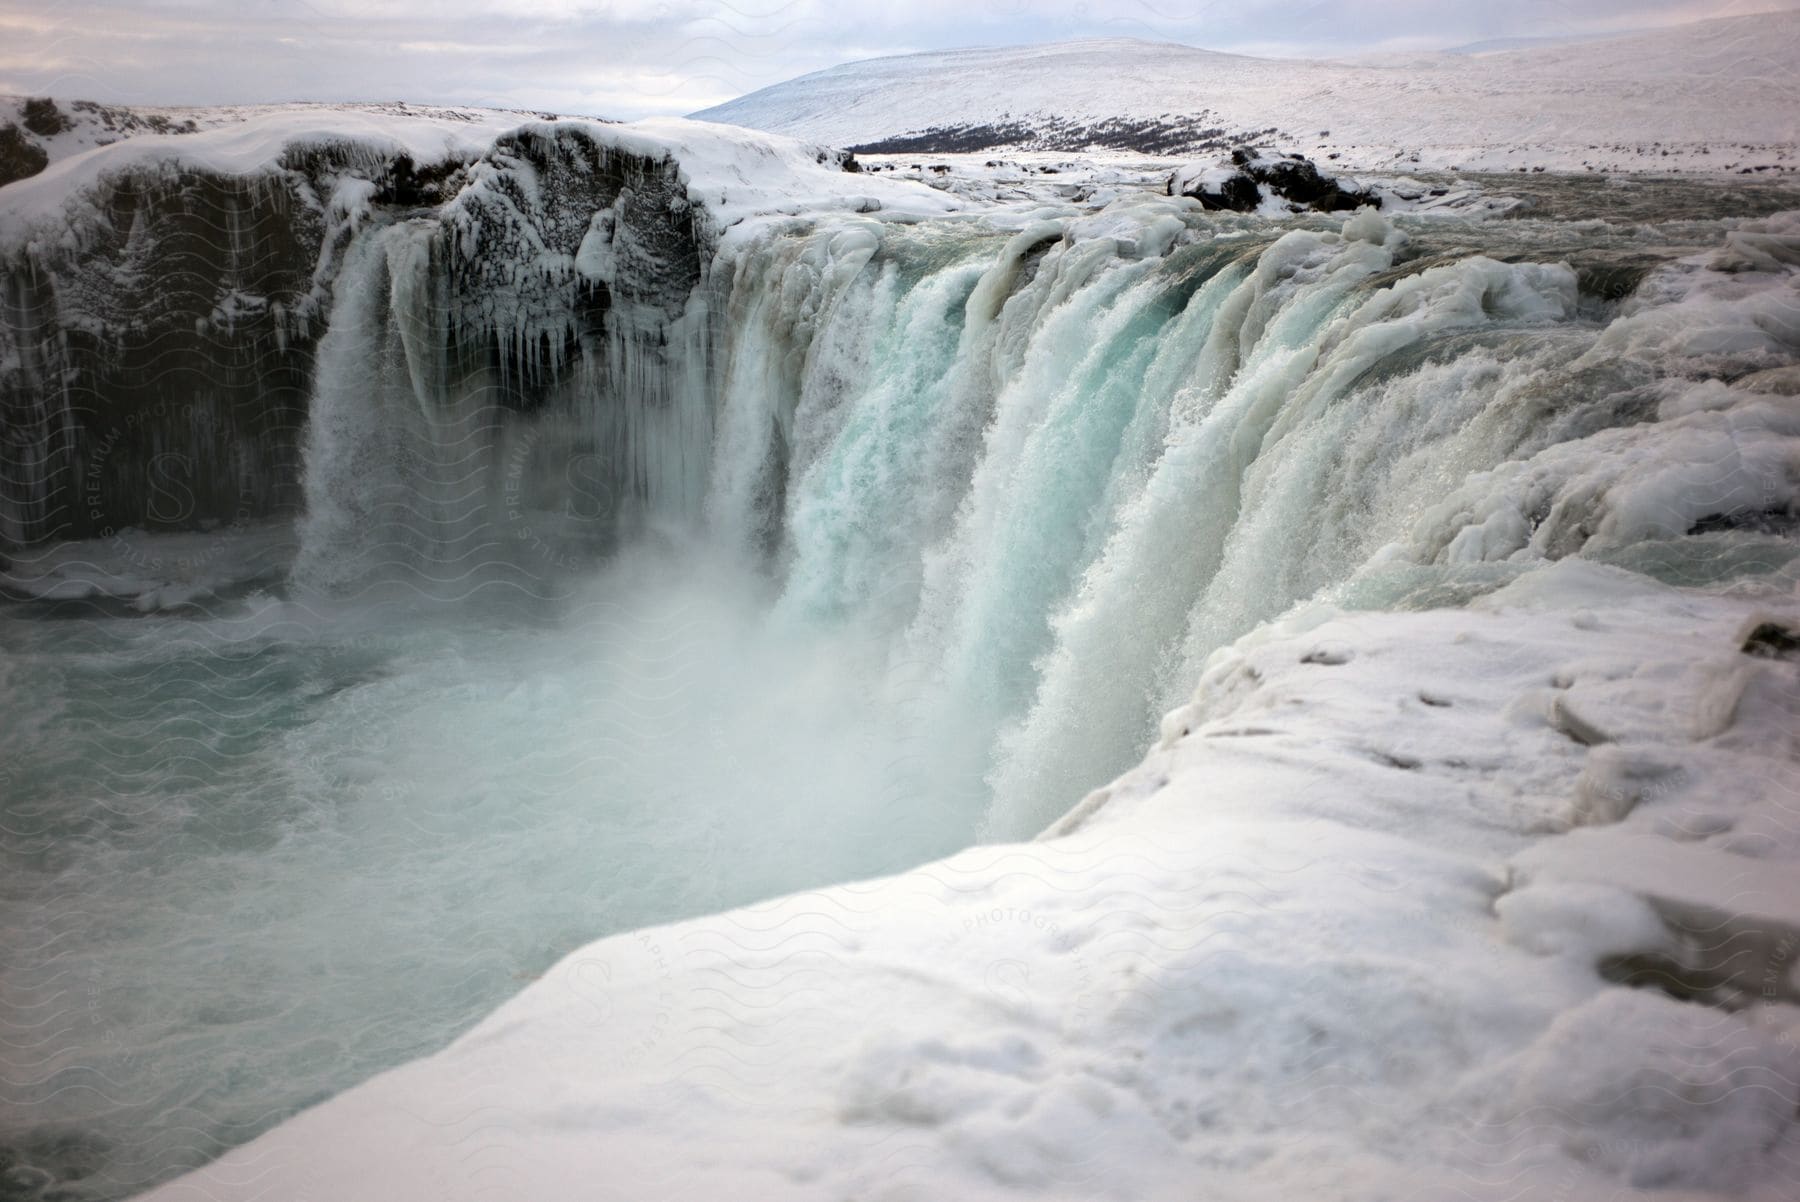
0 97 519 177
610 117 960 233
0 106 515 237
132 557 1800 1201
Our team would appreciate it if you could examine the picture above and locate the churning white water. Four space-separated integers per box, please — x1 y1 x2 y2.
4 191 1798 1200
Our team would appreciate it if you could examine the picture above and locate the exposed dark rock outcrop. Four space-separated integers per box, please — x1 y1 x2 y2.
1167 165 1262 211
0 169 327 548
20 97 69 138
1244 149 1379 211
0 123 47 188
848 115 1276 157
1169 146 1379 213
439 124 706 404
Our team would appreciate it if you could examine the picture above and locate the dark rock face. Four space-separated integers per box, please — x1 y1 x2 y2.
0 123 711 549
0 172 325 548
442 124 705 406
1169 168 1262 212
1169 146 1379 213
847 116 1278 157
20 98 70 138
0 124 48 188
1239 148 1379 211
377 153 468 207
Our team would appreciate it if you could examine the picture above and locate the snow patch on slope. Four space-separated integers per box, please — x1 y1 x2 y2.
693 13 1800 175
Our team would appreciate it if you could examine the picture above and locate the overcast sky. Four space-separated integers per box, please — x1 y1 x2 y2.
2 0 1792 118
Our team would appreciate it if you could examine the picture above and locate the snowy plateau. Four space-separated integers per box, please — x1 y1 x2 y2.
692 11 1800 175
0 13 1797 1202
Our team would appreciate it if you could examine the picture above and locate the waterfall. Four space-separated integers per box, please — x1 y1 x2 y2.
987 239 1579 830
291 212 715 598
690 209 1589 836
10 150 1800 1202
293 220 488 592
290 198 1800 836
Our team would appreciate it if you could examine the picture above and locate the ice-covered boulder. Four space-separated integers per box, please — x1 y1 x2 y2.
1168 146 1379 213
1164 161 1261 211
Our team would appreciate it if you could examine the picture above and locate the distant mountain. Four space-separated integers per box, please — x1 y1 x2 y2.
691 13 1800 173
1441 30 1646 55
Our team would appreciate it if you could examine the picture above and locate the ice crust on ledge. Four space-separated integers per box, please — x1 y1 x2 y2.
0 106 959 245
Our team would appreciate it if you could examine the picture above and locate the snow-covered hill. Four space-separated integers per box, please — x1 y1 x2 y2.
0 97 556 189
692 11 1800 174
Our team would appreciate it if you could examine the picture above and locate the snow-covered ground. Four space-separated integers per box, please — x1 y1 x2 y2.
0 98 536 166
847 151 1537 217
693 11 1800 175
0 98 541 195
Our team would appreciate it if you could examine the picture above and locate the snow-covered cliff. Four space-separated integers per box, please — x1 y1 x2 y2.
0 108 949 550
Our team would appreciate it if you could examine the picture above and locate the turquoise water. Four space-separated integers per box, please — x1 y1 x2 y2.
1 545 985 1198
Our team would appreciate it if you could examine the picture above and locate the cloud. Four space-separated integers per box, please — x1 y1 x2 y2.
0 0 1793 117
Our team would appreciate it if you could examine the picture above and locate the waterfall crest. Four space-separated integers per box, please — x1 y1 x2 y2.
290 197 1800 834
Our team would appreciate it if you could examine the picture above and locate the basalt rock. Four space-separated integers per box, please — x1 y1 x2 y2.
0 123 48 189
0 123 711 548
1169 146 1379 213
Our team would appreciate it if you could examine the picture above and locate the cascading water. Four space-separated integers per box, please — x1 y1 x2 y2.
4 180 1798 1201
292 219 478 592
